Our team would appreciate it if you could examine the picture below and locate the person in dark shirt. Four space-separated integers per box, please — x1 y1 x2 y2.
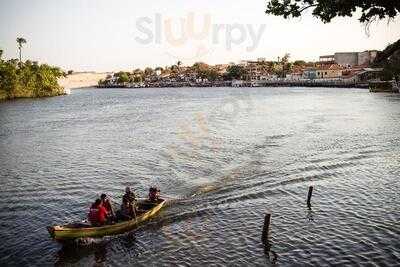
148 187 160 202
118 197 135 221
123 186 136 203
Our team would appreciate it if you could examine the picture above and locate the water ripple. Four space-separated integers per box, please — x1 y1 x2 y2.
0 87 399 266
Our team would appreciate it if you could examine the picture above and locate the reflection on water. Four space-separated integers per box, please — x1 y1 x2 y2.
306 208 315 222
0 87 399 266
264 244 278 265
56 240 108 266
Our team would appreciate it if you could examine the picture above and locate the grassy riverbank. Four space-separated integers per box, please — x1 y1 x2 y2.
0 58 65 101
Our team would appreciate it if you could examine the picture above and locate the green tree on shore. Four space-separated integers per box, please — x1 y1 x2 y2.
206 69 219 81
378 41 400 81
169 64 179 74
192 62 209 76
133 69 144 82
293 60 306 66
0 49 64 100
16 37 27 63
280 53 291 78
114 71 130 84
225 65 247 80
144 67 154 77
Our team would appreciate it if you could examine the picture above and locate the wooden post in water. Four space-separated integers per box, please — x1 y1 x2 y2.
307 186 314 208
262 213 271 245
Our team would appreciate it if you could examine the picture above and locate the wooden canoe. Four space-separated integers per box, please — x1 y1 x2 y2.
47 198 166 240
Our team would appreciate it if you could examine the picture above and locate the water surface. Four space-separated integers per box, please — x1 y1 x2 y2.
0 87 399 266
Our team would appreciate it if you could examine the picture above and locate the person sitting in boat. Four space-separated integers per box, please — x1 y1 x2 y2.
148 187 160 202
123 186 136 204
100 193 115 219
117 197 136 221
88 199 108 226
88 200 99 225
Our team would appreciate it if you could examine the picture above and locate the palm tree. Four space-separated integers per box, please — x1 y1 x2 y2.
16 37 27 63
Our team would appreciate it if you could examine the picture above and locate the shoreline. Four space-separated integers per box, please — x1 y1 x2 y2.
0 87 66 102
97 81 371 89
96 80 399 92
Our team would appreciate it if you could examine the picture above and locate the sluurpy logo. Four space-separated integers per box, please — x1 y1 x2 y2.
134 12 266 61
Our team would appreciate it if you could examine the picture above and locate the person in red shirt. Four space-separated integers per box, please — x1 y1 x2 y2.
97 202 108 225
88 198 108 226
88 199 101 226
100 193 115 219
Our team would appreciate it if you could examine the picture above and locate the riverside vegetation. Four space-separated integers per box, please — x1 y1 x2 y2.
0 41 65 101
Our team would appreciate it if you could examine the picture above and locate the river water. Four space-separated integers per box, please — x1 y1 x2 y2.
0 87 399 266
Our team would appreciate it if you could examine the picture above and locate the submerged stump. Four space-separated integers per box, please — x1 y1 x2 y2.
262 213 271 245
307 186 314 208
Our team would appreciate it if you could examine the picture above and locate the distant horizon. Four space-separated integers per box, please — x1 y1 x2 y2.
1 0 399 72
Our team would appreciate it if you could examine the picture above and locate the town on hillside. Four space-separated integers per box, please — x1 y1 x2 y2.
98 50 397 90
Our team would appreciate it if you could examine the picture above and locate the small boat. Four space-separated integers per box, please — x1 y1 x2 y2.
47 198 166 240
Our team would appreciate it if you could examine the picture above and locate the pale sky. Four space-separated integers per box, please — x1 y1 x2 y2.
0 0 399 72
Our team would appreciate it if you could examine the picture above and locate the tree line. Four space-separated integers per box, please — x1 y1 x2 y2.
99 53 311 86
0 38 65 100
